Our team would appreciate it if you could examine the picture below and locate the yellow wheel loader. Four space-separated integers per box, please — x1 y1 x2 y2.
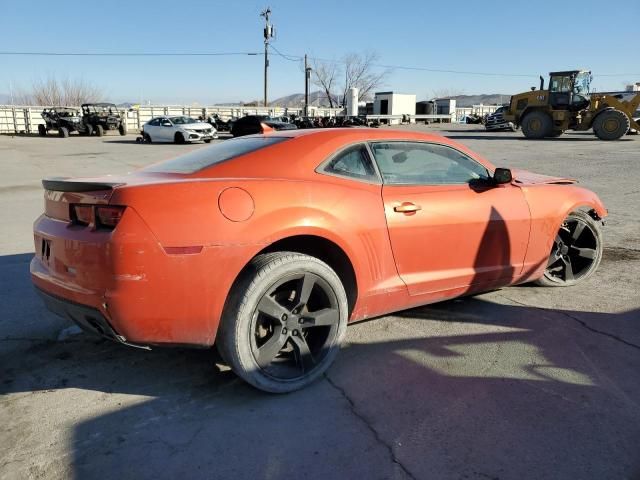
503 70 640 140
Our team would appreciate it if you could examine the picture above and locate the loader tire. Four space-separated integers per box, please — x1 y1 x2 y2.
593 109 630 140
521 111 553 139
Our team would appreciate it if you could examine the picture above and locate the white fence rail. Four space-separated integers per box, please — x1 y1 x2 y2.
0 105 344 134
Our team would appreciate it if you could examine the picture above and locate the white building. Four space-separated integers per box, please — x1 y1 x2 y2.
373 92 416 124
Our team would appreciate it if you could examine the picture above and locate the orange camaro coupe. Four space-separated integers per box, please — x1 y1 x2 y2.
31 129 606 392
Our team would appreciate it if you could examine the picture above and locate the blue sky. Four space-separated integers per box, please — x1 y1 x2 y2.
2 0 639 104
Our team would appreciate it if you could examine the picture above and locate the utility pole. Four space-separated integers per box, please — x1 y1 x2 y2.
260 7 273 108
304 54 312 117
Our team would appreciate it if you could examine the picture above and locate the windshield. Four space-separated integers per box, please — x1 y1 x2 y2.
144 136 289 173
169 116 198 124
573 72 591 95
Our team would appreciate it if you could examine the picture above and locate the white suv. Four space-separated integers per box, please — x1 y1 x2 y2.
142 116 217 144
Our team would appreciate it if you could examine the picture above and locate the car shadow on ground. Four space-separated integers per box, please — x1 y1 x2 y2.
2 254 639 479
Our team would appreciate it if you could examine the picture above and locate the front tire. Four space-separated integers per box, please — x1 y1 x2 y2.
95 125 104 137
58 126 69 138
593 109 630 140
534 210 603 287
119 123 127 136
174 132 185 144
38 124 47 136
217 252 348 393
521 111 553 139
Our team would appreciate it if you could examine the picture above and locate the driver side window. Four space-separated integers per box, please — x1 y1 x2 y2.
370 142 490 185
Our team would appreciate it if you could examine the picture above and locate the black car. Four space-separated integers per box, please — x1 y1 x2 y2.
231 115 297 137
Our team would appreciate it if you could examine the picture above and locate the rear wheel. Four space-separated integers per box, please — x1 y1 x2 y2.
58 126 69 138
118 123 127 136
521 111 553 139
549 130 563 137
38 124 46 137
174 132 185 144
534 210 603 287
95 125 104 137
204 138 212 143
593 109 630 140
217 252 348 393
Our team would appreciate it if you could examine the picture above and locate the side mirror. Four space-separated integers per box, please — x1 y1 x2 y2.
162 122 172 127
493 168 513 184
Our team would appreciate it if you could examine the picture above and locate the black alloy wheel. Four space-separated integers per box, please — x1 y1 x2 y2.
217 252 348 393
535 210 603 286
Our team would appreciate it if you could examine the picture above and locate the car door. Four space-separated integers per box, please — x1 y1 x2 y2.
370 141 530 296
145 118 161 141
161 118 177 142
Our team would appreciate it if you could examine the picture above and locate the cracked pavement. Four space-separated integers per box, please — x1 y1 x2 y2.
1 128 639 479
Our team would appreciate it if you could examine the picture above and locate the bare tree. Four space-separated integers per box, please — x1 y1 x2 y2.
340 51 389 107
311 58 339 108
16 76 104 106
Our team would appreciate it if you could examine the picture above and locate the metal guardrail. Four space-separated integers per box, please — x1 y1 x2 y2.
0 105 344 134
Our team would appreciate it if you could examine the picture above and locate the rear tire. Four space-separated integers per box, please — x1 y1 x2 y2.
534 210 603 287
38 124 46 137
593 109 630 140
217 252 348 393
95 125 104 137
174 132 185 144
58 126 69 138
204 138 212 143
549 130 563 137
119 123 127 136
521 111 553 139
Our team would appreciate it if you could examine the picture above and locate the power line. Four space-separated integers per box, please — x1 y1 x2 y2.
0 51 261 57
268 49 640 78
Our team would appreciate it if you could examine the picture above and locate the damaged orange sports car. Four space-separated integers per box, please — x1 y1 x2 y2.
31 129 606 392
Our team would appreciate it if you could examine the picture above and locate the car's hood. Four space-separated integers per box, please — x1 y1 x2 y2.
512 168 576 185
181 122 212 130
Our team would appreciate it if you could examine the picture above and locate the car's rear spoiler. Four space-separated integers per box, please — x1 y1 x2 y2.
42 178 125 192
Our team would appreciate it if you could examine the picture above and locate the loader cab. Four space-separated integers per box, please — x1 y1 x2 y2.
548 70 591 111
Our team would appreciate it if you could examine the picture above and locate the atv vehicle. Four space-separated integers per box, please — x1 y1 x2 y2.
81 103 127 136
39 107 87 138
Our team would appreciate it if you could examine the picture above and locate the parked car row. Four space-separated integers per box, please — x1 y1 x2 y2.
39 103 127 138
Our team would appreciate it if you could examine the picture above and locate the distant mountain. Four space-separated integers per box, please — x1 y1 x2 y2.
269 91 337 108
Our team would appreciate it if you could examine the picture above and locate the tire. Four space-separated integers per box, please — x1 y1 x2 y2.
119 123 127 136
38 124 47 137
143 132 152 143
174 132 185 144
534 210 603 287
85 124 94 136
521 110 553 139
95 125 104 137
204 138 212 143
549 130 563 137
217 252 348 393
58 126 69 138
593 109 630 140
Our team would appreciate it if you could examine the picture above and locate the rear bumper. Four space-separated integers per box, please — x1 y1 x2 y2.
36 286 148 348
31 208 260 347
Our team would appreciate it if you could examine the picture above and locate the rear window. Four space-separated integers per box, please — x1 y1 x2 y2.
144 137 289 174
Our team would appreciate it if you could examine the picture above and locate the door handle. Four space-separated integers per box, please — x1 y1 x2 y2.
394 202 422 213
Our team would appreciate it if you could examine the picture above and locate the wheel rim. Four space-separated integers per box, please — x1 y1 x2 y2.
529 118 541 132
250 272 341 381
544 218 599 284
603 118 619 133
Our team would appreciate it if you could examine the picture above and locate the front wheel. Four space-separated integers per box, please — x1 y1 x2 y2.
217 252 348 393
95 125 104 137
593 109 630 140
174 132 185 144
534 210 603 287
38 124 47 136
58 126 69 138
119 123 127 136
521 111 552 139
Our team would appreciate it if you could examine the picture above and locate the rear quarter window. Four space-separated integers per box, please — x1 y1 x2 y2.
144 137 289 173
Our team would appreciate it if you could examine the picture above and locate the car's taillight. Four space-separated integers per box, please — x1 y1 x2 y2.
96 206 126 229
71 204 93 226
